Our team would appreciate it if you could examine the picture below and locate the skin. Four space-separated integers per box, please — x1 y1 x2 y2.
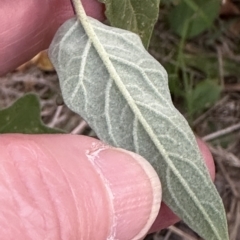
0 1 215 239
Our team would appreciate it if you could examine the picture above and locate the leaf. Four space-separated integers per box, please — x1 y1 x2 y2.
17 51 54 72
168 0 221 38
98 0 160 48
184 54 240 78
49 17 229 240
186 79 222 117
0 94 63 134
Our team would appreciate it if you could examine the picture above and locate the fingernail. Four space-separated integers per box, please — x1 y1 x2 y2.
87 146 162 240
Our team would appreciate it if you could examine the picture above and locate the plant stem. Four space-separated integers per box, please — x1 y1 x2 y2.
71 0 89 26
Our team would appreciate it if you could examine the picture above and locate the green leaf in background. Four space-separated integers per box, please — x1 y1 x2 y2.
98 0 160 48
186 79 222 118
168 0 221 38
184 54 240 79
49 17 229 240
0 94 63 134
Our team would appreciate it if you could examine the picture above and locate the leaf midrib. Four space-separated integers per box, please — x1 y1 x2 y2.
70 2 223 238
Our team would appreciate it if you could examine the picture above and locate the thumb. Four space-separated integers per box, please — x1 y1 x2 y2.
0 134 161 240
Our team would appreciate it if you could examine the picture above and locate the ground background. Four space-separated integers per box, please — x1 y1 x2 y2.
0 1 240 239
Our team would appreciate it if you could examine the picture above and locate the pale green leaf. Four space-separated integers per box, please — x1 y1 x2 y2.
49 17 229 240
98 0 160 48
0 94 64 134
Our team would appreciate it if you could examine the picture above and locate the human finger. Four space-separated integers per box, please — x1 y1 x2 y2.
0 134 161 240
0 0 104 75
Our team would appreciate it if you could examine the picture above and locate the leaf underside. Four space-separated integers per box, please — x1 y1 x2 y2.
98 0 160 48
0 94 63 134
49 17 229 240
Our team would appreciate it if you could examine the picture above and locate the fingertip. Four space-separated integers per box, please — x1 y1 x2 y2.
47 0 105 52
148 202 179 233
0 0 105 75
86 146 162 240
53 0 105 32
0 134 161 240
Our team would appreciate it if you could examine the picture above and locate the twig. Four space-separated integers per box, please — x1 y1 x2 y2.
217 46 224 88
224 83 240 92
227 197 237 221
162 230 172 240
48 106 63 127
217 161 240 199
208 145 240 168
71 120 88 134
193 95 229 126
202 122 240 141
168 226 198 240
230 201 240 240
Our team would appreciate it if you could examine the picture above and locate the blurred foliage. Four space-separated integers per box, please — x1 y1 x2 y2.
0 94 63 134
149 0 240 124
184 54 240 78
185 79 222 121
168 0 221 38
